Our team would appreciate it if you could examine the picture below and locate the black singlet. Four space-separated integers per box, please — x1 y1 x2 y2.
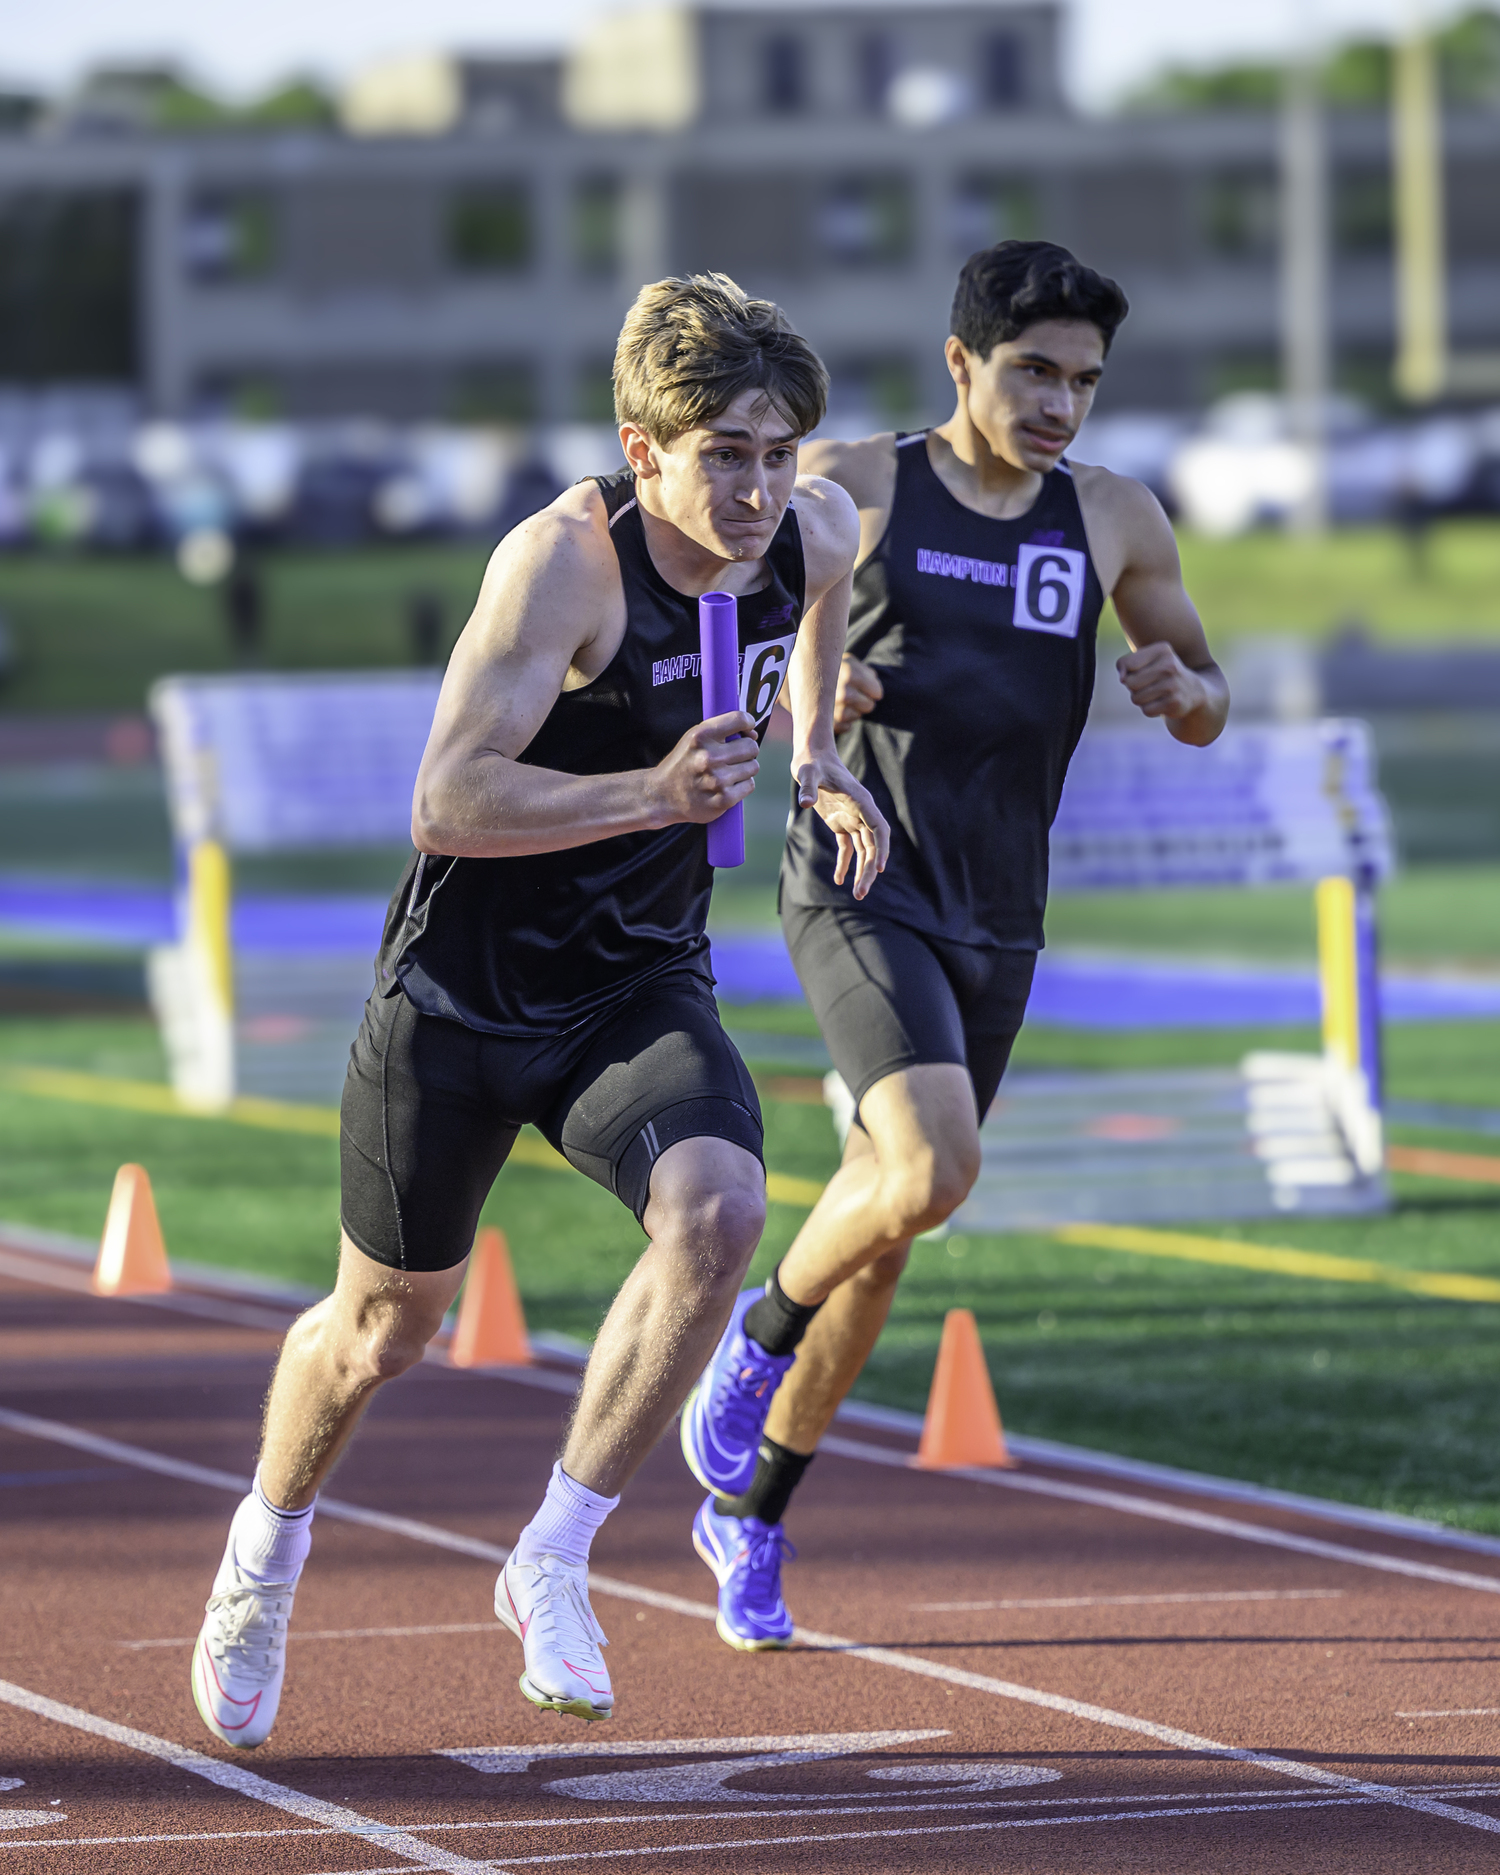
780 433 1102 950
377 469 807 1034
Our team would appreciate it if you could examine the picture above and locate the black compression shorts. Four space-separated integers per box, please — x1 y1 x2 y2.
340 970 763 1272
782 902 1036 1122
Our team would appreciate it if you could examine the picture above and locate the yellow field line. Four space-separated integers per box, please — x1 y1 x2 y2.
1054 1222 1500 1305
13 1067 1488 1287
0 1065 822 1200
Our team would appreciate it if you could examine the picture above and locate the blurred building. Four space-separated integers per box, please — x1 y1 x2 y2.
2 1 1500 425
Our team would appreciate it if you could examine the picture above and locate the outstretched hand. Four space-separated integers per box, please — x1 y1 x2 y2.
795 752 890 899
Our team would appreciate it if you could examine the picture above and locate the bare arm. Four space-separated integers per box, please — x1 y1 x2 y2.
784 475 890 896
411 495 757 857
798 436 896 734
1077 468 1229 748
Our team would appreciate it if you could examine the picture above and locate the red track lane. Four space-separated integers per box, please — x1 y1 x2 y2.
5 1262 1500 1873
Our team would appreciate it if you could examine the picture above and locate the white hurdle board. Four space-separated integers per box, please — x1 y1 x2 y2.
827 719 1396 1227
148 672 443 1108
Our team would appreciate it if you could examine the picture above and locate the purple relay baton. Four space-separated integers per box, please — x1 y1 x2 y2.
699 590 745 869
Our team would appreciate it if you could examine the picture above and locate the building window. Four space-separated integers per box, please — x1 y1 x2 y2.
856 33 894 115
448 185 532 273
817 177 912 268
0 189 138 381
983 33 1025 108
763 35 806 114
950 177 1038 255
1334 168 1392 255
573 176 621 278
183 192 275 282
1202 170 1278 258
450 362 537 424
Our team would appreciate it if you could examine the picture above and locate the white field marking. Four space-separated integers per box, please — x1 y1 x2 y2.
20 1788 1500 1856
437 1731 946 1774
122 1623 501 1650
9 1408 1500 1838
819 1433 1500 1597
1398 1708 1500 1719
308 1794 1500 1873
29 1782 1500 1860
0 1680 489 1873
0 1818 65 1833
914 1589 1346 1612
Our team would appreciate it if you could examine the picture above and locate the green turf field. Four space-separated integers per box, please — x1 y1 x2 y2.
3 1007 1499 1534
1 518 1499 715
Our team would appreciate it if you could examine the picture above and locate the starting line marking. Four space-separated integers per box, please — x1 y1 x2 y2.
0 1679 489 1873
1398 1708 1500 1719
15 1785 1500 1858
7 1409 1500 1838
913 1589 1346 1612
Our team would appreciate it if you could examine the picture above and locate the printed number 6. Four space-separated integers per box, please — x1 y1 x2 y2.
1029 556 1072 625
744 644 788 720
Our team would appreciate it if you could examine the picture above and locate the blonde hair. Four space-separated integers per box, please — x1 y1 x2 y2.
613 273 828 445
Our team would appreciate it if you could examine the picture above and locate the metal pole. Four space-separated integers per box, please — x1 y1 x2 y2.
1392 27 1446 402
1280 54 1330 534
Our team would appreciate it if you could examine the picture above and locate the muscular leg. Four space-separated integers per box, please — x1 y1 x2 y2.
257 1232 467 1509
761 1063 978 1456
561 1135 765 1498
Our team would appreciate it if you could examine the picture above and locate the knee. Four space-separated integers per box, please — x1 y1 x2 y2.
341 1296 442 1385
675 1182 767 1264
879 1142 978 1238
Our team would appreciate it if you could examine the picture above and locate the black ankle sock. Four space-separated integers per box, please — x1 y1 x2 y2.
716 1436 815 1526
742 1266 822 1357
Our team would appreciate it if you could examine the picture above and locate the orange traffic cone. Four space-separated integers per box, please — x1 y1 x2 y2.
449 1227 531 1367
93 1164 173 1296
914 1308 1014 1470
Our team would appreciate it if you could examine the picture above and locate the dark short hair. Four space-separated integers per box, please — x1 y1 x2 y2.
614 273 828 445
951 241 1129 359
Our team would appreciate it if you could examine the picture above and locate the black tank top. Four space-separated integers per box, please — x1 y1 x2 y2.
781 433 1101 949
378 469 806 1034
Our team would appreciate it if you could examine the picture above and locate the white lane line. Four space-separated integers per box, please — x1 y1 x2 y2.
8 1409 1500 1838
17 1777 1500 1852
122 1623 502 1650
0 1679 489 1873
914 1589 1346 1612
1399 1708 1500 1719
304 1792 1500 1874
0 1408 513 1566
820 1434 1500 1597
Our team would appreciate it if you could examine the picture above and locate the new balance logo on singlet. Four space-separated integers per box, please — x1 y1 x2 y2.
916 543 1087 639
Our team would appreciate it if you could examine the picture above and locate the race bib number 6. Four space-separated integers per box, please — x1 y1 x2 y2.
1013 544 1086 638
739 634 797 724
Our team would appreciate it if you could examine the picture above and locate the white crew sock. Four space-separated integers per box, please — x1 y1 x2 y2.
228 1470 316 1586
513 1462 619 1570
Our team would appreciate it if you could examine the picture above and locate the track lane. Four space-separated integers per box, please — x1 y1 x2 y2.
7 1269 1500 1871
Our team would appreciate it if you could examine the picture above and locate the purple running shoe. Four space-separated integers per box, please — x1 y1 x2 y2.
679 1287 794 1497
692 1495 796 1652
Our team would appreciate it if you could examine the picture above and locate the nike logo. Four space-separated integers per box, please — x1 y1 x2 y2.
197 1643 262 1730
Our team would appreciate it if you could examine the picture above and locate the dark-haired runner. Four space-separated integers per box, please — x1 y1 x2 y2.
681 240 1229 1650
189 273 887 1745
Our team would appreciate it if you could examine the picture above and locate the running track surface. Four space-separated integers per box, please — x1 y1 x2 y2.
5 1254 1500 1872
